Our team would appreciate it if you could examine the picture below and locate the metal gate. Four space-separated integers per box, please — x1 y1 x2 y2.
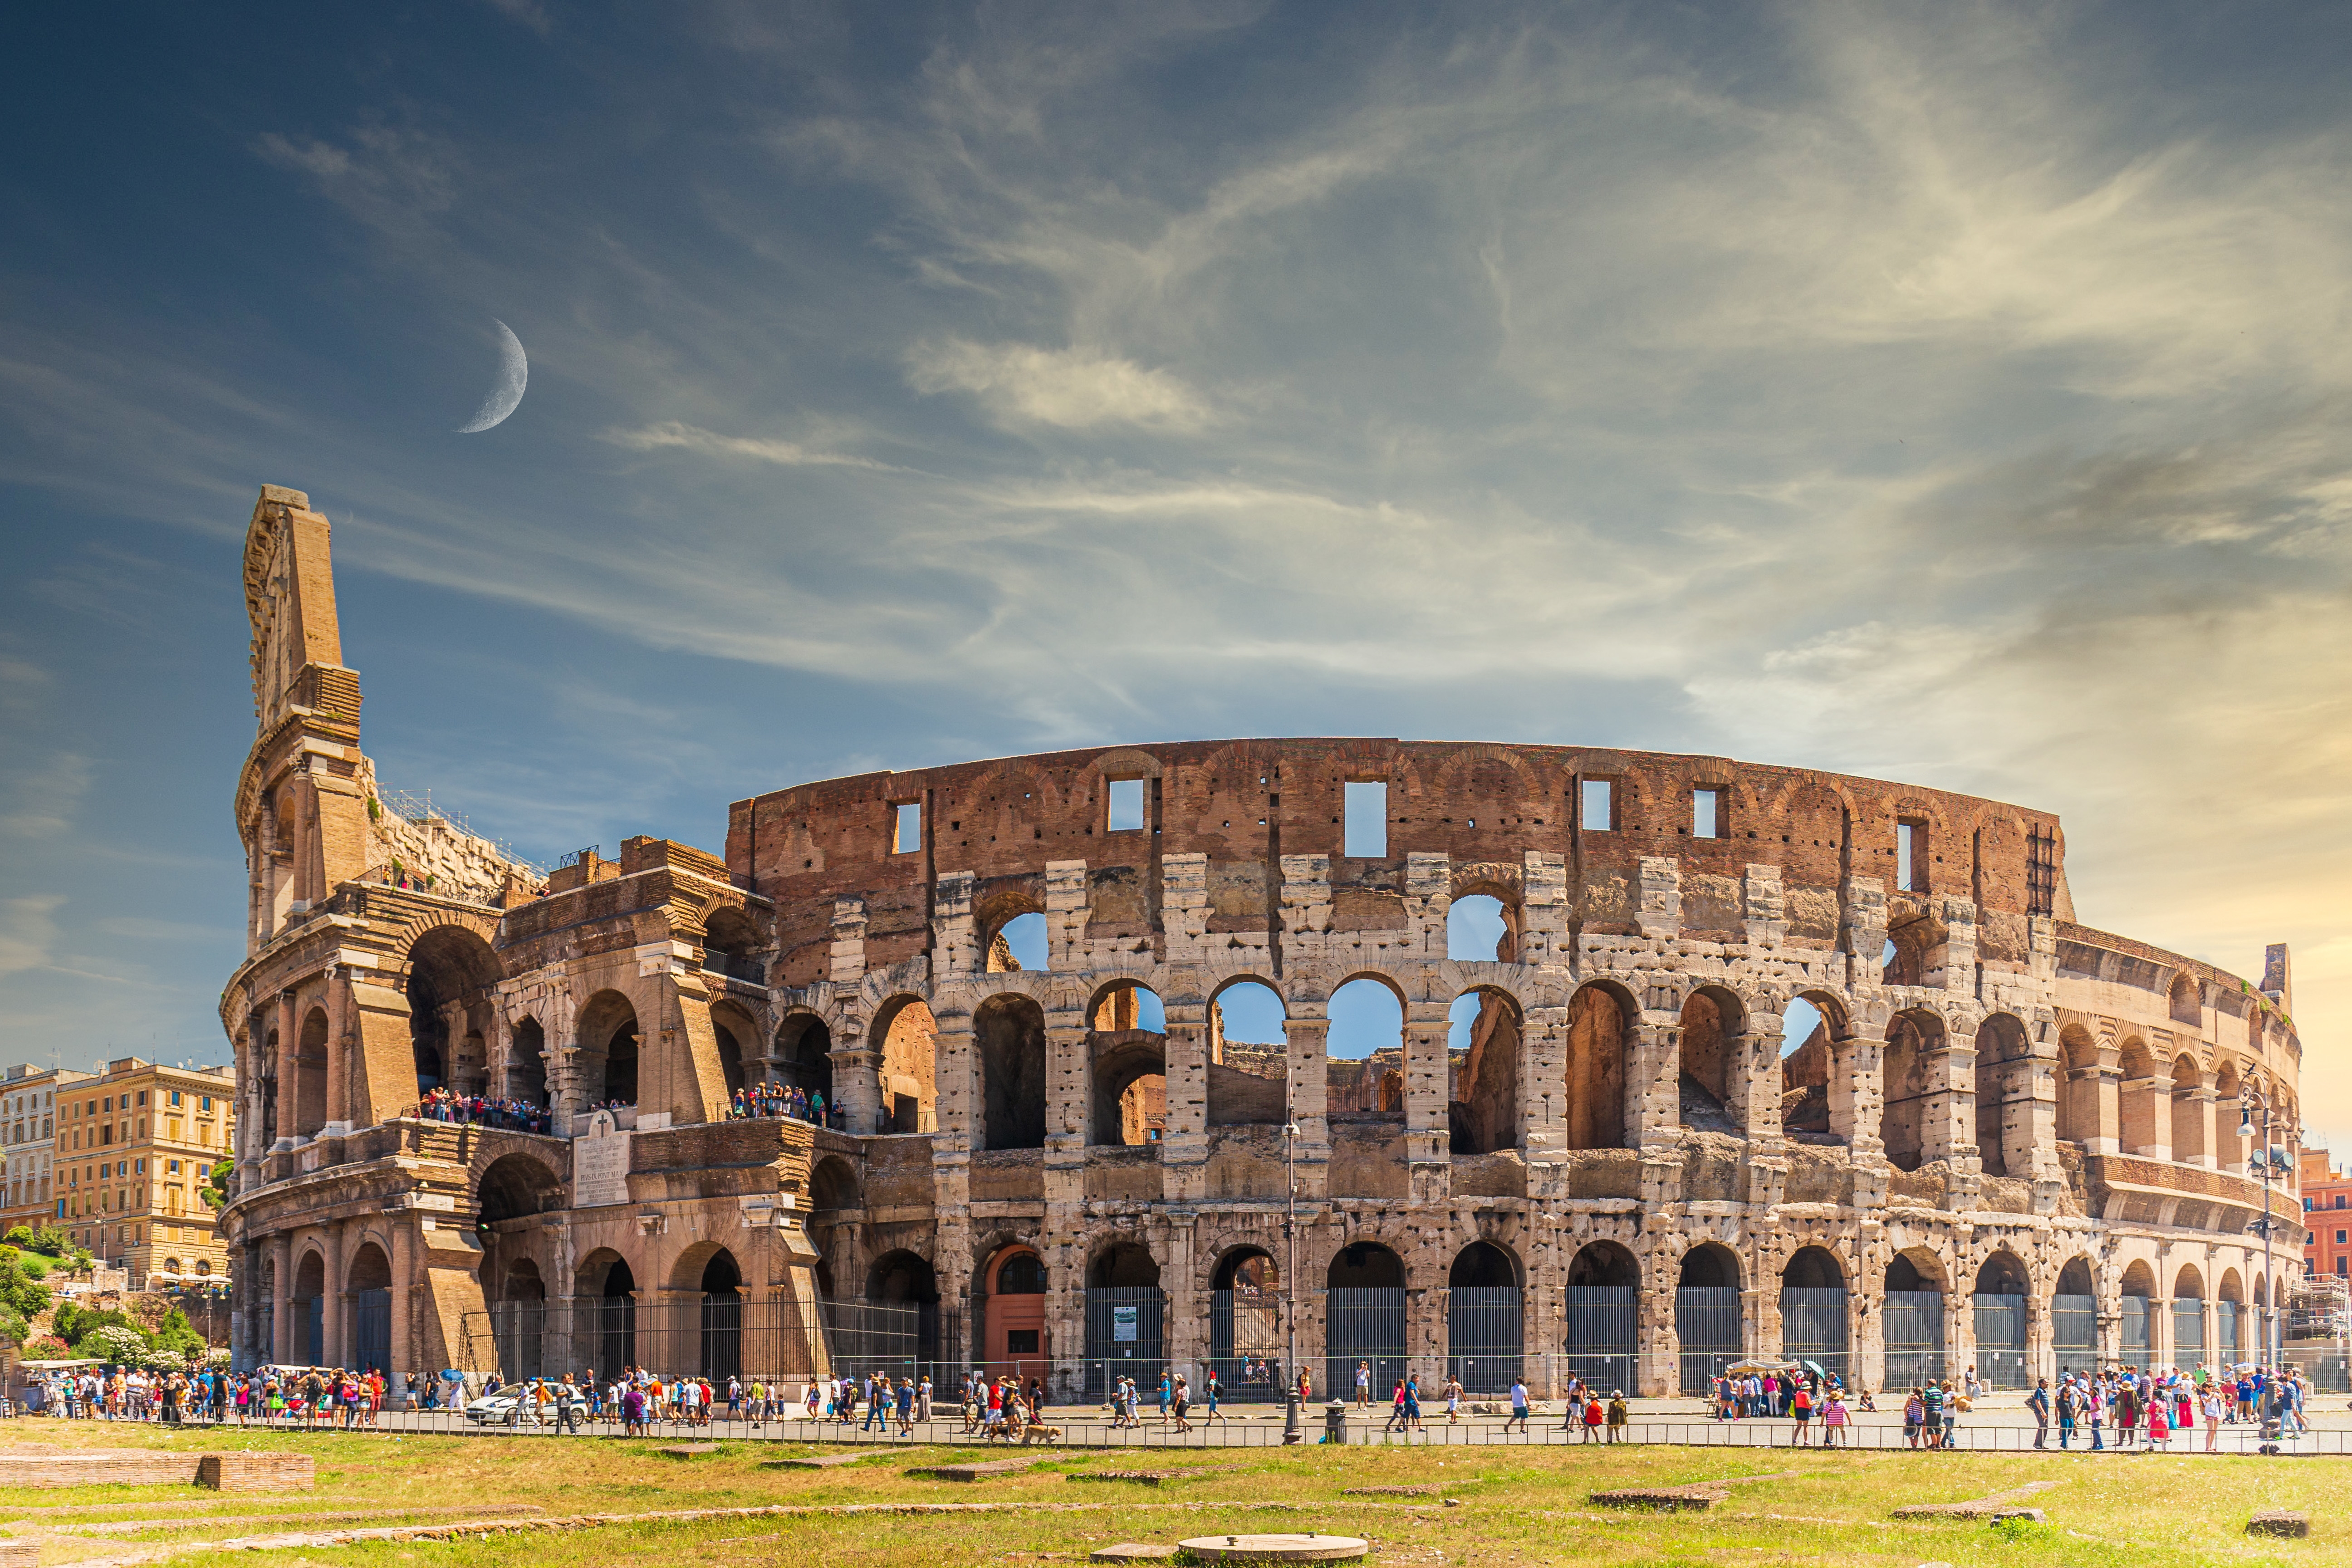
2121 1295 2150 1361
1676 1287 1741 1395
304 1296 324 1366
1324 1287 1407 1406
1446 1286 1522 1393
1779 1288 1849 1387
701 1294 742 1384
2172 1299 2205 1367
2216 1300 2241 1364
491 1300 544 1381
1882 1290 1945 1390
1972 1295 2028 1389
585 1297 635 1376
1564 1285 1637 1394
353 1288 391 1377
1209 1289 1286 1403
2052 1293 2097 1376
1083 1287 1165 1400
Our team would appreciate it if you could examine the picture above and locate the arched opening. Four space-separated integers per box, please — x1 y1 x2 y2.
773 1014 835 1120
981 1246 1048 1380
1444 1240 1522 1392
1083 1240 1163 1397
873 996 940 1134
1325 975 1405 1123
710 1010 751 1102
1088 984 1168 1147
294 1006 330 1137
576 990 641 1110
2117 1039 2160 1156
2120 1260 2156 1363
507 1017 547 1107
1884 1252 1947 1388
477 1152 564 1226
838 1250 941 1372
348 1241 392 1376
2170 974 2202 1027
1883 912 1939 988
809 1153 860 1215
1972 1251 2030 1389
1564 1241 1638 1393
1676 1243 1743 1393
701 906 764 985
1210 1248 1284 1399
2053 1257 2097 1374
1565 982 1631 1150
700 1249 742 1383
2217 1268 2245 1364
1780 994 1835 1143
2170 1054 2208 1166
1325 1241 1407 1403
405 926 504 1108
293 1250 326 1366
2058 1025 2100 1148
2213 1061 2244 1170
988 910 1049 973
1448 987 1521 1156
1447 892 1517 963
976 994 1049 1150
257 1029 280 1149
578 1250 636 1376
492 1257 547 1380
1779 1246 1848 1386
1973 1014 2030 1178
1206 979 1287 1128
1881 1009 1945 1172
1678 988 1740 1132
2173 1263 2207 1369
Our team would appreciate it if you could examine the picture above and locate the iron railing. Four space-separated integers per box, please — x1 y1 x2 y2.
1882 1290 1945 1391
1972 1295 2029 1390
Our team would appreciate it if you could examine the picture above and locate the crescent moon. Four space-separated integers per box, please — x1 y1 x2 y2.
456 319 528 433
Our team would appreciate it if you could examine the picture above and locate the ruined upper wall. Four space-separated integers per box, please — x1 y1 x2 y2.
728 739 2072 980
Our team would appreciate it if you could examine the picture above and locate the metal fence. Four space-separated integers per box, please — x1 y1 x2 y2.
2121 1294 2150 1360
1323 1288 1408 1409
1676 1287 1740 1394
1208 1289 1287 1403
1563 1286 1637 1395
2173 1299 2206 1367
1882 1290 1944 1390
1779 1288 1849 1388
458 1295 929 1385
2052 1292 2097 1376
1972 1295 2029 1390
1083 1288 1165 1400
1445 1287 1523 1393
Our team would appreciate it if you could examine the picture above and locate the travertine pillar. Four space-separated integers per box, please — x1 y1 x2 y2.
270 1233 293 1363
389 1216 413 1404
323 1220 347 1368
1403 1002 1450 1203
273 990 299 1149
1284 1000 1331 1200
1159 1000 1209 1201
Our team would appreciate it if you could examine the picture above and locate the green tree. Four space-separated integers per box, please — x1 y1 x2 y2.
202 1160 233 1211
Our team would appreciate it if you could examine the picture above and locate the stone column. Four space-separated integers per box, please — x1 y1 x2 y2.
323 1220 347 1368
1158 1000 1208 1202
1627 1013 1681 1146
1854 1288 1885 1398
2121 1061 2171 1161
1732 1010 1786 1142
388 1216 413 1405
323 967 348 1128
1403 1001 1450 1203
1284 998 1331 1200
1521 1004 1568 1166
1639 1277 1680 1398
273 990 299 1149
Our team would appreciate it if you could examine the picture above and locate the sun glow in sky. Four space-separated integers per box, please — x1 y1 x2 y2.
3 4 2349 1144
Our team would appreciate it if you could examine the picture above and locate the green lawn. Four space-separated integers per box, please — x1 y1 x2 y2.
0 1423 2337 1567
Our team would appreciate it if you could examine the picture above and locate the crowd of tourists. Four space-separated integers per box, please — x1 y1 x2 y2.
2020 1363 2313 1452
725 1082 830 1126
415 1088 554 1136
32 1365 227 1421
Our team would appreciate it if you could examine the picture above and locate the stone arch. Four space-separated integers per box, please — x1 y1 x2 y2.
1207 975 1287 1128
1449 1239 1522 1288
1449 984 1521 1156
1565 980 1632 1151
976 992 1049 1150
2055 1256 2096 1298
870 994 939 1133
1678 985 1744 1131
1881 1007 1945 1172
809 1152 861 1214
347 1239 392 1292
773 1011 835 1109
1675 1241 1744 1393
1327 1238 1407 1289
1086 980 1166 1146
292 1247 327 1364
1973 1012 2031 1178
1087 1238 1161 1289
1568 1240 1641 1288
868 1248 939 1304
476 1150 565 1225
507 1015 548 1107
1678 1241 1742 1290
294 1005 330 1137
1779 988 1853 1144
2169 1052 2208 1165
1779 1244 1850 1383
577 1247 637 1374
1446 882 1519 964
1782 1245 1847 1290
2169 973 2201 1027
402 922 505 1105
2057 1023 2100 1147
700 903 765 985
1974 1250 2029 1295
2117 1037 2160 1155
977 888 1047 974
1885 1247 1946 1293
1325 971 1405 1121
1446 1238 1524 1392
708 999 759 1102
576 990 642 1108
2212 1059 2244 1168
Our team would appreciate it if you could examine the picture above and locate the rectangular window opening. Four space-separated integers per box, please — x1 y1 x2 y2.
892 802 922 855
1107 778 1146 833
1897 819 1926 892
1343 781 1387 858
1581 778 1614 832
1692 787 1721 839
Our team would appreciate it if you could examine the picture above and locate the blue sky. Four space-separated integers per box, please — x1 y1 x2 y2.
4 3 2350 1143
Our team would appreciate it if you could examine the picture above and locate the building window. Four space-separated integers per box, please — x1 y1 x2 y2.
891 801 922 854
170 1091 181 1108
2026 823 2058 916
1897 820 1927 892
1343 781 1387 858
1103 777 1147 833
1581 779 1614 833
201 1096 212 1113
1691 787 1722 839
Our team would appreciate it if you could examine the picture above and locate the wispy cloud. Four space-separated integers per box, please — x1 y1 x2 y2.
906 339 1217 431
601 421 907 471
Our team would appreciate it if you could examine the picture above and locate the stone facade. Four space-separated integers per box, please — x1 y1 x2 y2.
218 486 2308 1399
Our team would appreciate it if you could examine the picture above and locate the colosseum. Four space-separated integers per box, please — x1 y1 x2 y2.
220 485 2308 1401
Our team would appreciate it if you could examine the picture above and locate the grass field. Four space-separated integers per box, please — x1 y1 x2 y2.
0 1423 2340 1567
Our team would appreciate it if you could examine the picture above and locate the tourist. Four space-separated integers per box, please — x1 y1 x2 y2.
1168 1375 1192 1433
1821 1390 1849 1447
916 1374 932 1425
2200 1379 2225 1452
2147 1389 2171 1449
1902 1387 1925 1449
896 1373 916 1435
1605 1390 1628 1443
1443 1374 1463 1425
1356 1359 1372 1407
1505 1377 1529 1434
1919 1381 1943 1450
1203 1370 1222 1421
2026 1377 2050 1450
1789 1379 1812 1445
1580 1389 1604 1442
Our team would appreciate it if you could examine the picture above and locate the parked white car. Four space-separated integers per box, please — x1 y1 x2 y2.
464 1386 588 1425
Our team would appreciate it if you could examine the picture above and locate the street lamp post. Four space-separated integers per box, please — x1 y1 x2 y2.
1282 1096 1303 1444
2238 1087 2287 1441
